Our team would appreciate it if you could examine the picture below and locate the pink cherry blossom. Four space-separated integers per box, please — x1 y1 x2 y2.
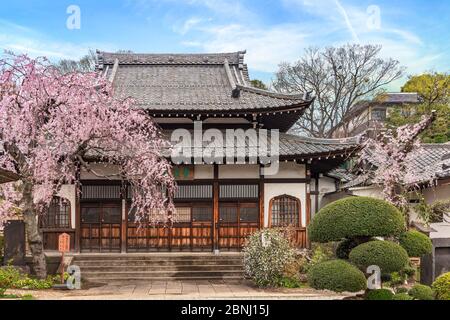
0 52 176 225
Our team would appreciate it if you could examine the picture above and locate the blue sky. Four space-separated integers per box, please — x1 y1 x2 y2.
0 0 449 89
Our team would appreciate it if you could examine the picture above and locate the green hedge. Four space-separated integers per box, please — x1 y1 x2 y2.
432 272 450 300
399 230 433 257
349 240 409 273
365 289 394 300
409 284 434 300
392 293 413 300
308 197 405 243
307 259 366 293
335 238 359 260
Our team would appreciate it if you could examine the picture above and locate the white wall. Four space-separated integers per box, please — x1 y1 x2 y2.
422 184 450 204
194 165 214 179
57 184 76 229
269 162 306 179
264 183 307 228
219 164 260 179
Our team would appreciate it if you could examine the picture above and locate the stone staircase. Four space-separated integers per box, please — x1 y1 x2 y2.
72 253 244 283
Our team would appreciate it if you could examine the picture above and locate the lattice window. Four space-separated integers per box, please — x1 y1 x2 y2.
175 185 212 199
240 205 258 222
192 206 212 222
40 197 70 228
219 184 258 199
270 195 301 227
174 207 191 223
219 205 238 222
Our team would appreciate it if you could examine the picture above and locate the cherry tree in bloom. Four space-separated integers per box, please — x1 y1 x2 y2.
0 53 175 277
359 112 436 217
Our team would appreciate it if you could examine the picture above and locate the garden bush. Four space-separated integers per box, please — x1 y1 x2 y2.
307 260 366 293
399 230 432 257
335 238 359 259
395 287 409 294
349 240 409 273
392 293 413 300
432 272 450 300
308 197 405 243
243 228 295 287
365 289 394 300
301 244 333 273
408 284 434 300
0 266 56 290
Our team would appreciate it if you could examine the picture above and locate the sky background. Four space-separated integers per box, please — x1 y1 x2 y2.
0 0 449 89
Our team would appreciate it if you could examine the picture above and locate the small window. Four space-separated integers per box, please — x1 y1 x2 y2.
371 109 386 121
270 195 301 227
174 207 191 223
192 206 212 222
41 197 70 228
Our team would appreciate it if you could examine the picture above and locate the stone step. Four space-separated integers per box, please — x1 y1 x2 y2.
73 255 242 261
84 275 244 282
74 259 243 267
81 270 244 280
78 265 243 272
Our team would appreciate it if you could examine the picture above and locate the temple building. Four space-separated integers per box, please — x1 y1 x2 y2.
40 51 360 253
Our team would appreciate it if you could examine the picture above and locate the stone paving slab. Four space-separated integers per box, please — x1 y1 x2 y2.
5 280 355 300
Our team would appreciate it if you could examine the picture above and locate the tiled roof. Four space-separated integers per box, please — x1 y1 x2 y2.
339 143 450 188
346 92 421 119
96 51 310 113
0 168 19 184
162 130 360 159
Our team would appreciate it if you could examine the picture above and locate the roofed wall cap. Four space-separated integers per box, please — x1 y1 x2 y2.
96 50 248 67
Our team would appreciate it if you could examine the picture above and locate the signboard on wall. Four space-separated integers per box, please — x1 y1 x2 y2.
172 165 195 181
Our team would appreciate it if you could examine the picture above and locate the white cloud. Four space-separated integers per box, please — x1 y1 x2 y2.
0 20 116 61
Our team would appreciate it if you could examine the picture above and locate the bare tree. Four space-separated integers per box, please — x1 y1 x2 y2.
273 44 405 138
55 49 97 74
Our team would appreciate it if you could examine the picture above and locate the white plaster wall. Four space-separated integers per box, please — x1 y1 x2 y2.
350 186 384 198
80 163 121 180
219 164 260 179
268 162 306 179
57 184 76 229
318 176 337 209
422 184 450 204
264 183 307 228
194 165 214 179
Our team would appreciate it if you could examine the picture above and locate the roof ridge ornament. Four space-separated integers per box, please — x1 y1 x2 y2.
224 59 240 98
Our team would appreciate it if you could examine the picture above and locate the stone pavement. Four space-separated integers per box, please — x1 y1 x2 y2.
7 280 353 300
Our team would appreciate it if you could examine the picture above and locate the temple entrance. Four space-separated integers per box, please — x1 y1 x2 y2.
80 202 122 252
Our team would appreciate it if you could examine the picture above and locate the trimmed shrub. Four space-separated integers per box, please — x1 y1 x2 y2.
307 260 366 293
308 197 405 243
393 293 413 300
349 240 409 273
399 230 432 257
365 289 394 300
243 229 295 287
395 287 409 294
336 239 359 260
409 284 434 300
432 272 450 300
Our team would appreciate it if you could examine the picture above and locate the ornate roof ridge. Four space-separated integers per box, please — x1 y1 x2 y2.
96 50 247 69
237 84 309 101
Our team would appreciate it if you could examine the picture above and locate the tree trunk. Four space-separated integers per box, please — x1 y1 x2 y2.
21 182 47 279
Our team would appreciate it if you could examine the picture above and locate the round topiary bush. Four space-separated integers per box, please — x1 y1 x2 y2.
365 289 394 300
408 284 434 300
243 228 295 287
336 238 360 260
432 272 450 300
308 197 405 243
307 259 367 293
392 293 413 300
399 230 433 257
349 240 409 273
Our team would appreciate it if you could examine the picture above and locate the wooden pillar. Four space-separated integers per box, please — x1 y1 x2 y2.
75 196 81 253
121 199 127 253
305 163 312 249
213 164 219 252
259 164 265 229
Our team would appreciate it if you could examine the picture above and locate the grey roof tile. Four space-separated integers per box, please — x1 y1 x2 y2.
98 51 309 112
